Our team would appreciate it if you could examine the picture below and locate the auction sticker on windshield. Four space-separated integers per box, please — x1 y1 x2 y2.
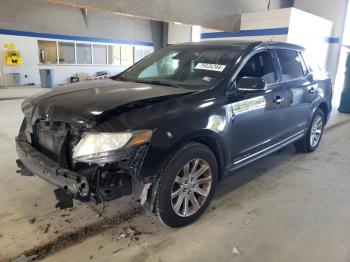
195 63 226 72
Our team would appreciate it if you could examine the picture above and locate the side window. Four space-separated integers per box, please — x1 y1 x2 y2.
302 52 322 73
276 49 305 81
298 52 308 75
237 51 277 85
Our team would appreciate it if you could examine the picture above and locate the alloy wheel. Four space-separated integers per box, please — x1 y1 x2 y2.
310 115 323 147
170 158 212 217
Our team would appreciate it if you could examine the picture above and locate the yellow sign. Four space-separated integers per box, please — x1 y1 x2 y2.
5 50 22 65
3 43 22 65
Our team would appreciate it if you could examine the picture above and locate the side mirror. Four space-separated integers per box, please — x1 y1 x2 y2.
237 77 267 93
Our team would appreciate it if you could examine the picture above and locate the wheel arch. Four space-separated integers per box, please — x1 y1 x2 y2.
144 129 229 213
169 129 228 180
190 134 227 180
318 101 329 123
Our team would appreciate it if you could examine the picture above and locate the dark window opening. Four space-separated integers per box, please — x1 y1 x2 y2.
237 51 277 85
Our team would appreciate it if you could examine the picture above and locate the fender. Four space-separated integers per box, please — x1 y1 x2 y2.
143 129 229 212
310 97 330 124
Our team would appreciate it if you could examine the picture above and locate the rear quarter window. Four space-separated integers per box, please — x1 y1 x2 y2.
276 49 305 81
302 52 323 73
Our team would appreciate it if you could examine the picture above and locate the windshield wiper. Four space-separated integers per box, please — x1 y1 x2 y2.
112 76 185 89
134 80 184 89
111 75 129 81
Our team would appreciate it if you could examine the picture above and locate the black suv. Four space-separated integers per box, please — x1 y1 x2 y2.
16 41 332 227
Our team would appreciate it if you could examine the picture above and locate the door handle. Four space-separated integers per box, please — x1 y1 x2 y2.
273 96 284 105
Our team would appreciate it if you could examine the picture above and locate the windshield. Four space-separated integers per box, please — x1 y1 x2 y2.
113 46 242 90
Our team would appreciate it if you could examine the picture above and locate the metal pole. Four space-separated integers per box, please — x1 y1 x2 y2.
339 51 350 113
0 51 6 87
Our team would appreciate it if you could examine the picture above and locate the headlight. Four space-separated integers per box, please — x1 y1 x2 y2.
73 130 152 164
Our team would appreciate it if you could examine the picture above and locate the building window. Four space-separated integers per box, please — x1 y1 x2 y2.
38 40 138 66
108 45 121 65
134 47 153 62
38 40 57 64
121 46 134 66
76 43 92 64
93 44 107 64
58 42 75 64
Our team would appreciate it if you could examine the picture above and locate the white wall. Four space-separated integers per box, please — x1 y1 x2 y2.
0 0 159 87
167 23 192 44
200 8 334 77
294 0 347 36
241 8 291 30
294 0 348 80
201 9 291 42
0 34 154 86
288 8 333 70
0 35 40 86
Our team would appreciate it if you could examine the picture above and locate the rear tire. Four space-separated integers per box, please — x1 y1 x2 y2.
155 142 218 228
295 108 325 153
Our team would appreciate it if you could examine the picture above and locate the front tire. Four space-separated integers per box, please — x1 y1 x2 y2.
295 108 325 153
155 142 218 227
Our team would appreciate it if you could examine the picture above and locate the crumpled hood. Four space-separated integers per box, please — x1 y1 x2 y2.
22 79 194 125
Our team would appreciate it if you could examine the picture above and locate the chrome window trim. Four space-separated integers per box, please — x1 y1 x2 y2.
230 46 309 92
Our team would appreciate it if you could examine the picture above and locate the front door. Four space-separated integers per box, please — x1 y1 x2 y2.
227 50 289 167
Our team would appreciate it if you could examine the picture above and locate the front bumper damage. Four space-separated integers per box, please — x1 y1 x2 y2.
16 136 151 209
16 139 89 196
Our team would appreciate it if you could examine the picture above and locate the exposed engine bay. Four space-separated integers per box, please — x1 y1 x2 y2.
16 118 150 210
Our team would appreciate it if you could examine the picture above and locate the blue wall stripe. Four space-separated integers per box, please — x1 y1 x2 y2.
324 37 340 44
201 27 289 39
0 28 154 47
201 27 340 45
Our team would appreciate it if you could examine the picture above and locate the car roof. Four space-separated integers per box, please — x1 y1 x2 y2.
173 40 305 52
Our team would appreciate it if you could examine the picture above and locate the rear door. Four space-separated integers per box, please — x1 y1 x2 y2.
274 49 311 136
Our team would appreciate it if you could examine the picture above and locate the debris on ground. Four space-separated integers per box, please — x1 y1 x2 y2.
64 219 73 223
97 245 103 250
112 248 123 254
89 255 93 260
232 246 240 255
89 201 106 218
244 217 253 225
140 242 148 248
11 254 38 262
60 213 70 217
117 226 141 246
44 224 51 234
15 207 144 261
28 218 36 224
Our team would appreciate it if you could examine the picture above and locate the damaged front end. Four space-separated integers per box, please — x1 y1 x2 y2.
16 115 153 210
